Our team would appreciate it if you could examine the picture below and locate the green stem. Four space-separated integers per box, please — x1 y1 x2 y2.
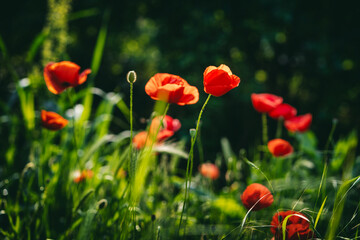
129 82 134 182
275 117 283 139
178 94 211 236
67 89 80 167
262 113 268 144
128 82 135 240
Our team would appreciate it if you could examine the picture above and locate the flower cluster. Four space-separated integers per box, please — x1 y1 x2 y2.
251 93 312 133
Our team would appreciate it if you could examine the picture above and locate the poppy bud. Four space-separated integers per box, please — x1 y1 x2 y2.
189 128 196 138
127 70 137 83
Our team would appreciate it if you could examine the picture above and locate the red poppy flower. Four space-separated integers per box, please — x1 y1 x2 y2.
145 73 199 105
268 139 294 157
73 169 94 183
163 115 181 132
199 163 220 180
271 210 314 240
241 183 273 211
284 114 312 133
150 115 181 134
251 93 283 113
132 130 174 150
203 64 240 97
41 110 68 131
44 61 91 94
269 103 297 120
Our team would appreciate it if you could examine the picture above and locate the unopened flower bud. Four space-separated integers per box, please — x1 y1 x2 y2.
189 128 196 138
127 70 137 83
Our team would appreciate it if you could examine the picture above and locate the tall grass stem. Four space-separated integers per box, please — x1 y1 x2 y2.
178 94 212 236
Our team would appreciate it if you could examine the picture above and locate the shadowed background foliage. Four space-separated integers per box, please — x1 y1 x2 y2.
1 0 360 159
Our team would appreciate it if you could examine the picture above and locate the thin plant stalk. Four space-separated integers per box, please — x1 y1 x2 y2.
66 89 81 168
178 94 212 236
130 103 169 238
129 80 135 240
275 117 283 139
262 113 268 144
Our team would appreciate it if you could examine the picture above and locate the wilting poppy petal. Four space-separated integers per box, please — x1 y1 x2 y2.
41 110 68 131
203 64 240 97
269 103 297 120
44 61 91 94
145 73 199 105
251 93 283 113
241 183 273 211
284 114 312 133
268 139 294 157
199 163 220 180
271 210 314 240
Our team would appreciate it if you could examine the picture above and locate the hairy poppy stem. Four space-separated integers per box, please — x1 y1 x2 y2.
128 80 135 240
129 81 134 181
67 90 81 167
262 113 268 145
275 117 283 139
178 94 212 236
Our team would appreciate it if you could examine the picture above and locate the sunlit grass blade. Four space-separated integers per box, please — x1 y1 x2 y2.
89 8 110 80
69 8 100 21
282 214 310 240
314 196 327 229
26 31 48 63
326 176 360 240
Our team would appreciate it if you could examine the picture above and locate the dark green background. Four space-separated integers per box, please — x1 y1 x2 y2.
1 0 360 158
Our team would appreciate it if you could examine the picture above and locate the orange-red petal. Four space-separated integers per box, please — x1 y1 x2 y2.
203 64 240 97
41 110 68 131
43 61 90 94
241 183 273 211
284 114 312 133
267 139 294 157
251 93 283 113
145 73 199 105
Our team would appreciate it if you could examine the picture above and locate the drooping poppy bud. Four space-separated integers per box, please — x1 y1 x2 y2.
199 163 220 180
44 61 91 94
284 114 312 133
41 110 68 131
251 93 283 113
271 210 314 240
203 64 240 97
269 103 297 120
267 139 294 157
145 73 199 105
241 183 273 211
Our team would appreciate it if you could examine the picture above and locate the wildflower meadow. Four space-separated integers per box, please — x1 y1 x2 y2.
1 1 360 239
